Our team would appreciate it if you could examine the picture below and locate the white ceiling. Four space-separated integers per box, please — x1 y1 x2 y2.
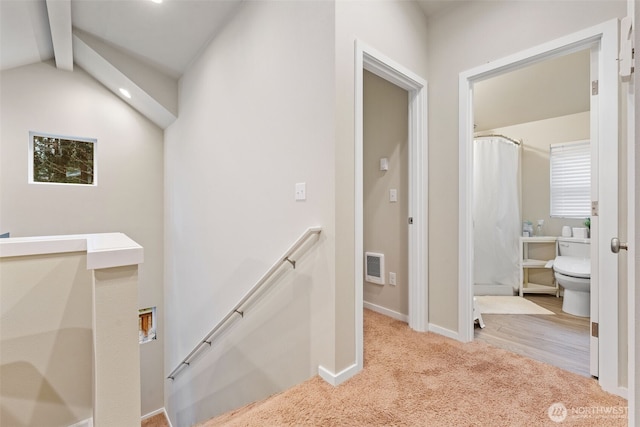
0 1 54 71
415 0 462 18
0 0 588 130
1 0 243 77
0 0 463 77
71 0 243 78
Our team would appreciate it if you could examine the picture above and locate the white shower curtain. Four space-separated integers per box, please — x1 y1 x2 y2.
473 136 521 295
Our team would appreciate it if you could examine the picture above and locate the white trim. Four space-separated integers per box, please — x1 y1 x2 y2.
28 131 98 186
317 363 360 387
364 301 409 323
354 41 429 383
593 19 620 396
458 19 621 395
626 1 637 425
141 407 165 420
428 324 460 341
0 232 144 270
589 43 600 377
458 73 474 343
613 387 628 400
354 42 365 382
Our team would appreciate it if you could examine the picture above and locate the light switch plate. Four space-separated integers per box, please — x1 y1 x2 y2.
295 182 306 201
389 189 397 202
389 272 396 286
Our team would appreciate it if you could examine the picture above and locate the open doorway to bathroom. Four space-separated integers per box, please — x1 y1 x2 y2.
459 19 622 398
471 49 593 378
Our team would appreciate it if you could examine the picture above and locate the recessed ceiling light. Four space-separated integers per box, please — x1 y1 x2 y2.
119 88 132 99
150 0 162 3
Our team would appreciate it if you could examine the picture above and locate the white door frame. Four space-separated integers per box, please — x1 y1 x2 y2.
458 20 622 396
355 40 429 372
627 0 637 424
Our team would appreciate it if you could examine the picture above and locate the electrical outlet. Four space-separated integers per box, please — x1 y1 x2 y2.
295 182 306 201
389 272 396 286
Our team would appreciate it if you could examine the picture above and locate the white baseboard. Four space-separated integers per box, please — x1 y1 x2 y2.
142 407 173 427
428 323 460 341
68 418 92 427
318 362 360 386
609 386 628 400
363 301 409 323
142 407 165 420
69 408 171 427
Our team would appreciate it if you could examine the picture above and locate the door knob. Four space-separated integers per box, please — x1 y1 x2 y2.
611 237 628 253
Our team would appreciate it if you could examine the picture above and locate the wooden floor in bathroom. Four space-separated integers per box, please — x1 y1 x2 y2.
474 294 591 378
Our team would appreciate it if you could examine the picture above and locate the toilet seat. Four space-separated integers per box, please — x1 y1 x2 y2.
554 271 590 286
553 256 590 279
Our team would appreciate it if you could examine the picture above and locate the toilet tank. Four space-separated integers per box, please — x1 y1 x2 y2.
557 237 590 258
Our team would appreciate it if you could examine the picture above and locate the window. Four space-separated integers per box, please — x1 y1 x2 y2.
29 132 96 185
549 140 590 218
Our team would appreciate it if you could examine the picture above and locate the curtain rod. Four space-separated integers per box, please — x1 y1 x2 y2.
474 134 522 146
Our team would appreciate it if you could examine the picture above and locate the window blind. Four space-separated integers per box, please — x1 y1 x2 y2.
549 140 591 218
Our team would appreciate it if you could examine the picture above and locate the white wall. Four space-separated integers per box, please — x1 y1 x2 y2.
163 2 335 425
0 62 165 416
426 0 627 332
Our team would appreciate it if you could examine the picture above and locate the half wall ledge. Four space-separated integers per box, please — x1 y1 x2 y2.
0 232 144 426
0 232 144 269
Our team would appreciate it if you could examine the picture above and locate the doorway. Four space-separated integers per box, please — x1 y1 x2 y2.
354 41 428 376
472 49 592 377
362 70 409 322
458 20 622 396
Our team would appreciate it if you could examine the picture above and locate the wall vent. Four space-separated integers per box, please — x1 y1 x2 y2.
365 252 385 285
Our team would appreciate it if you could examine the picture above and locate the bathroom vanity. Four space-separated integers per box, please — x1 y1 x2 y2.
519 236 559 297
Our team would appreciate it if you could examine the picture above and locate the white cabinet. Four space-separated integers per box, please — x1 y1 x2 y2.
519 236 558 297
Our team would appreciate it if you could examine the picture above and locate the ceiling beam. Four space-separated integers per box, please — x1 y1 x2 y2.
46 0 73 71
73 33 177 129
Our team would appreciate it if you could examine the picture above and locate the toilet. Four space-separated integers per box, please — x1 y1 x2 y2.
553 237 590 317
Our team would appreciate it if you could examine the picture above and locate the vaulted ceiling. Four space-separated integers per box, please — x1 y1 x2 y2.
0 0 246 128
0 0 247 74
0 0 588 131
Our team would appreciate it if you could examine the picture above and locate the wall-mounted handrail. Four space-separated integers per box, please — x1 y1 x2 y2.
167 226 322 380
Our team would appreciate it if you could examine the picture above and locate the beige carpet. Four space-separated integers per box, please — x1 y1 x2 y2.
201 309 625 426
476 296 554 315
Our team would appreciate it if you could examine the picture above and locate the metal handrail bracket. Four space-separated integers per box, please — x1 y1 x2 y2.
167 226 321 380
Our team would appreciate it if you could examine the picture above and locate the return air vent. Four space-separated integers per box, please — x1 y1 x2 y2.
365 252 385 285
